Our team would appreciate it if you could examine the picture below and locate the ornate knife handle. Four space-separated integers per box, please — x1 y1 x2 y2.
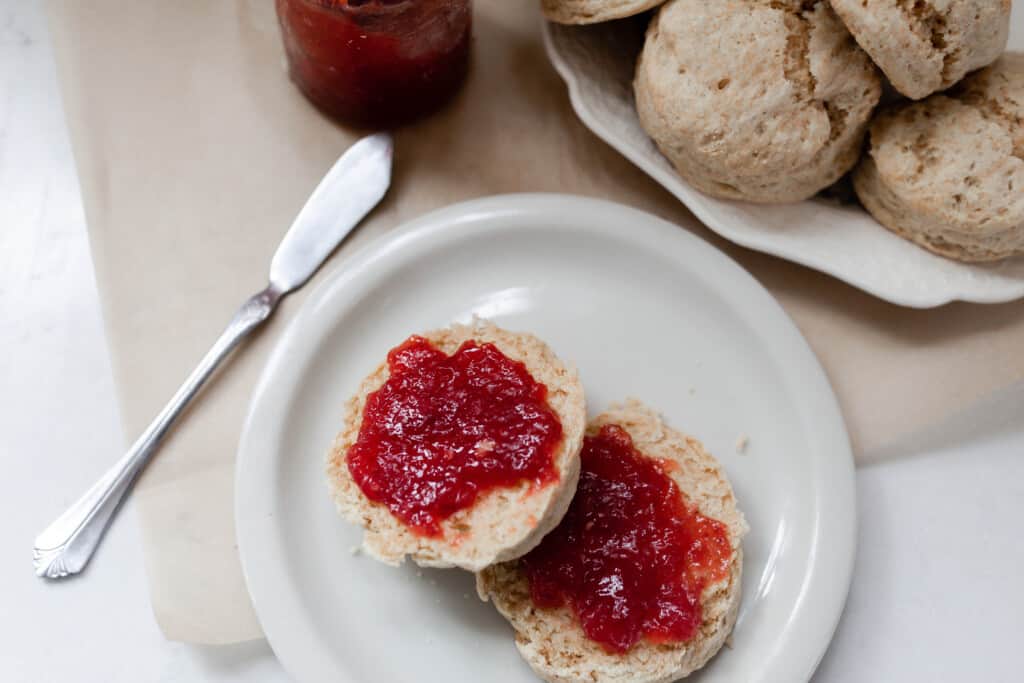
32 286 281 578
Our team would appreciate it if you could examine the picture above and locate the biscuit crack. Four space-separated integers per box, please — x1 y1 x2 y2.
895 0 957 83
823 101 847 144
776 2 852 142
775 1 817 101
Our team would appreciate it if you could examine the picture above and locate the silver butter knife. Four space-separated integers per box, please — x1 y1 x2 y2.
33 132 394 579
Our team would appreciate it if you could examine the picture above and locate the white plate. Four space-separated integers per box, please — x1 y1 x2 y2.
541 13 1024 308
236 195 855 683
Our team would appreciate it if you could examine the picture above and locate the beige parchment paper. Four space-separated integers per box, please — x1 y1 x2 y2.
46 0 1024 644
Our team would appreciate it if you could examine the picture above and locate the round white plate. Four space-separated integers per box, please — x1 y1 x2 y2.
541 12 1024 307
236 195 855 683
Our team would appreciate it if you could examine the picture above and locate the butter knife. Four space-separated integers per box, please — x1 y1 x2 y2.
33 132 394 579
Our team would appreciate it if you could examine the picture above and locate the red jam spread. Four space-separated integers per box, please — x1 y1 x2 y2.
276 0 471 128
346 336 563 536
521 425 732 654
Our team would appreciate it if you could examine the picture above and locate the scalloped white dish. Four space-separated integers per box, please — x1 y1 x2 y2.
236 195 855 683
541 14 1024 308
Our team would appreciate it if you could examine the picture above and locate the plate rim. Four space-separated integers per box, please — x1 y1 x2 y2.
236 193 857 683
539 20 1024 309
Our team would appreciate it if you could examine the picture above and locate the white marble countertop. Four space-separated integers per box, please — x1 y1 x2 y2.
2 2 1022 681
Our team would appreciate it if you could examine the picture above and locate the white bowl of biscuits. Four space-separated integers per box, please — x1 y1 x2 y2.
542 0 1024 306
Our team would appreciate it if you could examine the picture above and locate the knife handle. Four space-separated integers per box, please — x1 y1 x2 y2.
32 285 282 578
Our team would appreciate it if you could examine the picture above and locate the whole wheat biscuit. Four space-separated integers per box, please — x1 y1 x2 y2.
542 0 665 25
635 0 881 203
477 400 747 683
854 53 1024 262
326 320 585 571
830 0 1011 100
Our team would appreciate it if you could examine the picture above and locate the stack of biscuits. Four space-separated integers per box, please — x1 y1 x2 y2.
545 0 1022 263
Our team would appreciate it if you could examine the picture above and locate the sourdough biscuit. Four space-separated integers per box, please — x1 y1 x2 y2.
854 53 1024 262
326 320 585 571
635 0 881 203
541 0 665 25
831 0 1011 100
478 400 747 683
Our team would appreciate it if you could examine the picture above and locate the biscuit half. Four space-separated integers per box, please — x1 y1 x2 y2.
327 320 586 571
478 400 747 683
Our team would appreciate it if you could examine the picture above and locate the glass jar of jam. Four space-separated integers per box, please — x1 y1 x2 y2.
276 0 472 129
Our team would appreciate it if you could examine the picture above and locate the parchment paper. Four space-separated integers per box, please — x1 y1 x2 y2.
46 0 1024 644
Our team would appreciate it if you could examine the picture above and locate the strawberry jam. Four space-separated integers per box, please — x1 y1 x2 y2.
346 336 562 536
521 425 733 654
276 0 472 128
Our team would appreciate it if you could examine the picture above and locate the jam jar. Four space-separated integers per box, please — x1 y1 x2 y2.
276 0 472 128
